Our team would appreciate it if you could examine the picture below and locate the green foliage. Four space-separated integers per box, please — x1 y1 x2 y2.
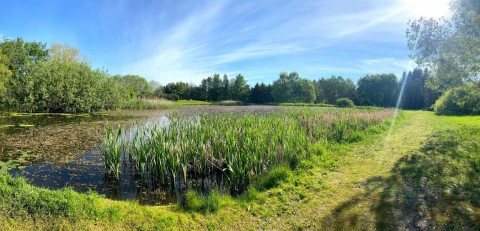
3 61 110 113
231 74 250 102
314 76 356 104
0 37 48 107
250 82 274 104
256 166 292 191
194 73 250 102
434 85 480 115
0 53 12 100
163 82 191 101
48 44 82 63
335 98 355 108
180 191 221 213
399 68 435 109
407 0 480 90
0 37 158 113
272 72 316 103
356 73 398 107
117 74 153 99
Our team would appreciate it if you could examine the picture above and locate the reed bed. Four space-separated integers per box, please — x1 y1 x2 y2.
102 108 394 195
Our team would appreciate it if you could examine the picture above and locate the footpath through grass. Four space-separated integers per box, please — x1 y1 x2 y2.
0 111 478 230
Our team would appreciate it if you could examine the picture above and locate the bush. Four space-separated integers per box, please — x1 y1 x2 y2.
434 85 480 115
335 98 355 108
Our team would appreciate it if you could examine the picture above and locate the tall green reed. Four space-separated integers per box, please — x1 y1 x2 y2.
102 108 394 195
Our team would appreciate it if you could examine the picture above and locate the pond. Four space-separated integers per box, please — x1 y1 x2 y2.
0 106 277 205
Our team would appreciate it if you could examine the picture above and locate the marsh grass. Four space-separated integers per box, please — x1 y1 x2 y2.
121 98 177 110
102 108 394 198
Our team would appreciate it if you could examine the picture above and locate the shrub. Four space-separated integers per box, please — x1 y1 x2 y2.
434 85 480 115
335 98 355 108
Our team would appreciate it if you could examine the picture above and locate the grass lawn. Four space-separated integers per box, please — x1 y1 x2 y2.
0 111 478 230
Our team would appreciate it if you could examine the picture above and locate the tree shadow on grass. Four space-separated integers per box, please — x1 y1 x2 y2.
321 127 480 230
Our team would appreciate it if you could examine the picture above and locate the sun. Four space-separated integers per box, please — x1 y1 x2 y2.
402 0 451 18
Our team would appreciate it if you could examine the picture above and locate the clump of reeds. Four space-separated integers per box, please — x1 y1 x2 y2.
102 108 394 195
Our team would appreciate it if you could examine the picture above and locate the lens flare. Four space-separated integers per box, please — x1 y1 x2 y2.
402 0 451 18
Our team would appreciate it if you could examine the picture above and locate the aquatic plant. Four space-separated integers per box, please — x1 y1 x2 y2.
102 108 393 195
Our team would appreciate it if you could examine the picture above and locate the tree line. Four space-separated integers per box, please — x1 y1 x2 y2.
0 37 440 113
156 69 439 109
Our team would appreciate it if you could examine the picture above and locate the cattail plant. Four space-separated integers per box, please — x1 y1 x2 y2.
102 108 394 196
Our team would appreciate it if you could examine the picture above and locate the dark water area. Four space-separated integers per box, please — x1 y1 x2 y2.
0 113 133 134
7 149 182 205
7 146 229 205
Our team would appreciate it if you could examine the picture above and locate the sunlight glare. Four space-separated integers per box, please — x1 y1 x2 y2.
402 0 451 18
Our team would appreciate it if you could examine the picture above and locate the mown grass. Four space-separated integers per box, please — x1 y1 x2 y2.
318 112 480 230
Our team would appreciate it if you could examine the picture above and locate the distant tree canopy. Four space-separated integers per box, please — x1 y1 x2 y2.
0 37 444 112
357 73 398 107
272 72 316 103
250 83 274 104
400 68 441 110
163 82 190 101
314 76 356 104
117 74 152 99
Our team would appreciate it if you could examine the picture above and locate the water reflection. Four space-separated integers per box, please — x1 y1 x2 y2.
7 115 225 205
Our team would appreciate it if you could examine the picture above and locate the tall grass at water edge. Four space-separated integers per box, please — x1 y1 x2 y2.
102 108 394 195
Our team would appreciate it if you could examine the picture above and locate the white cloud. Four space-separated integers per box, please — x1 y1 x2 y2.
122 0 418 85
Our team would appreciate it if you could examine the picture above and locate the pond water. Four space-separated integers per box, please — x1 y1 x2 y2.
0 106 277 205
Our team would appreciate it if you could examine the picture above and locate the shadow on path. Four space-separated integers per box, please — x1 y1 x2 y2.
322 127 480 230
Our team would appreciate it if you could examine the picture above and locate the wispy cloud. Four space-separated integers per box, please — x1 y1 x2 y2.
356 58 412 77
120 0 418 84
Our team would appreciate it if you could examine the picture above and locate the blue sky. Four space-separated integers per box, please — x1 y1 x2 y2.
0 0 451 85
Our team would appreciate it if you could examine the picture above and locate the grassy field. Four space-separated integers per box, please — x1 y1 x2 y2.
174 100 212 106
0 110 479 230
